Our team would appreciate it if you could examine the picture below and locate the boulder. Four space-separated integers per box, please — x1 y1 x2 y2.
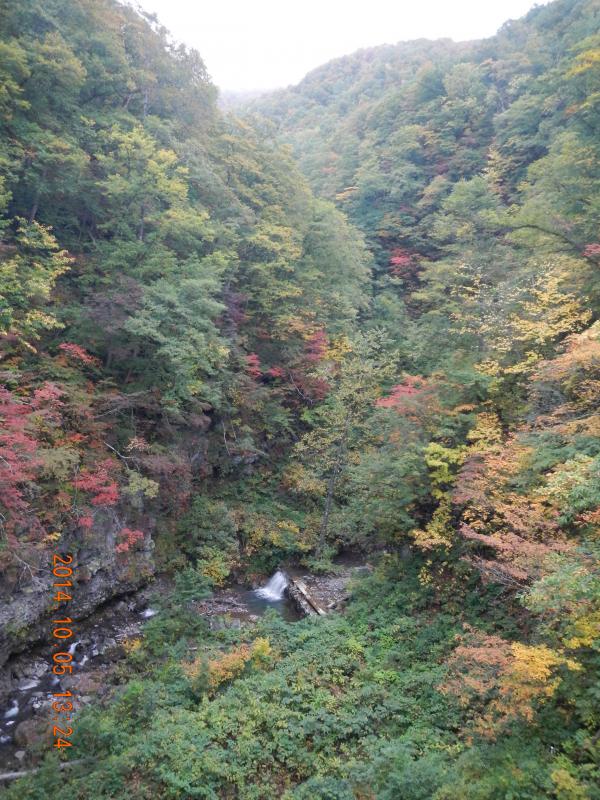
14 718 47 748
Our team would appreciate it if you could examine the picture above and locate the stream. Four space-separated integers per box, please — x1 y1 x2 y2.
0 556 368 772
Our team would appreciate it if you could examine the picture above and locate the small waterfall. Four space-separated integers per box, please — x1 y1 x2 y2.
254 570 288 601
3 701 18 720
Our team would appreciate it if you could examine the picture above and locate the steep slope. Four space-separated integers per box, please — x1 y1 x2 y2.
0 0 371 663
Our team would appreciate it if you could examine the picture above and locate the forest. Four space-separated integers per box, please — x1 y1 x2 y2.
0 0 599 796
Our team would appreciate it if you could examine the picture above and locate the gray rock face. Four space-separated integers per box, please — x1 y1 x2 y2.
0 508 155 668
287 562 372 614
15 660 47 682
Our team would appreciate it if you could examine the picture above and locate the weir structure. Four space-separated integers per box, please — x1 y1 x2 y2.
254 570 327 616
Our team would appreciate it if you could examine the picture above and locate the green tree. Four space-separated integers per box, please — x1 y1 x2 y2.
294 331 395 553
0 219 71 348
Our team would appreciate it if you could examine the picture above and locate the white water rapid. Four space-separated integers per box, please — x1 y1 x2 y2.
254 570 289 601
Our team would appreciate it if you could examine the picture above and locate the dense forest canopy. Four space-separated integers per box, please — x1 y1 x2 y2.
0 0 599 797
0 0 371 570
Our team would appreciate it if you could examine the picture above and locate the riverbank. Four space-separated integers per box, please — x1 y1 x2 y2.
0 556 368 772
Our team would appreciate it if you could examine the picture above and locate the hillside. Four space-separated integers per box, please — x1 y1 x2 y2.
0 0 372 661
1 0 600 797
253 0 599 262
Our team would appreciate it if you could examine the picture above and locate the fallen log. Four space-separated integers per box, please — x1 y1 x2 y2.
287 578 327 616
0 758 90 783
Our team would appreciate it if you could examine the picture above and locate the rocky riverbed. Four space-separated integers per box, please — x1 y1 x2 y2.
0 583 162 771
0 556 369 773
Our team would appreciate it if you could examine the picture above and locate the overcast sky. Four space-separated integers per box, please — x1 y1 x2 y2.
133 0 547 91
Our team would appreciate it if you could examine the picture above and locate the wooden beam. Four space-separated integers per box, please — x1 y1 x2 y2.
288 578 327 616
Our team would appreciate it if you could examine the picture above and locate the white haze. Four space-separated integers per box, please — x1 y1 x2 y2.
133 0 548 91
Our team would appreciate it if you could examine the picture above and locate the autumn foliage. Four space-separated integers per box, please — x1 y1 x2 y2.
442 626 580 738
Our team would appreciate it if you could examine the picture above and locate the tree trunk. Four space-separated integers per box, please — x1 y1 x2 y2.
138 204 145 241
29 168 47 222
28 198 39 223
317 413 351 556
318 471 337 555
